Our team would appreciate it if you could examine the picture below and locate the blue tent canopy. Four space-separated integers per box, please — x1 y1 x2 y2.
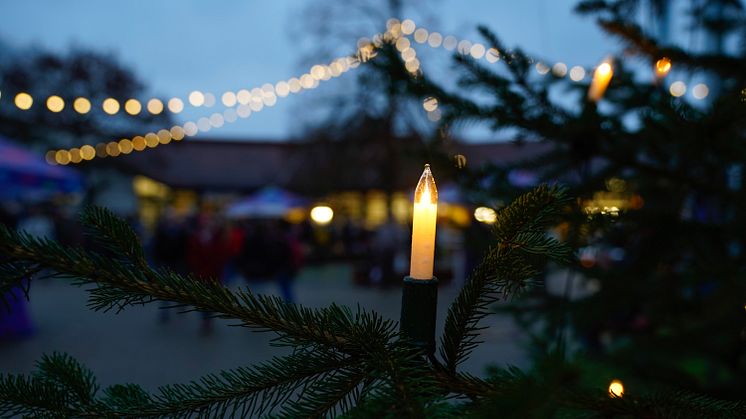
0 136 84 200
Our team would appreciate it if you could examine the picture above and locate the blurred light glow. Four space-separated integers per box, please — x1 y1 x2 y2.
395 37 410 52
405 58 420 73
570 66 586 81
203 92 216 107
15 92 33 110
655 57 671 77
132 136 146 151
535 62 550 75
443 35 457 50
552 62 568 77
73 97 91 114
145 133 159 148
608 380 624 398
102 98 120 115
457 40 472 55
237 104 252 118
426 109 441 122
157 129 172 144
183 122 199 136
80 145 95 160
669 81 686 97
197 117 211 132
485 48 500 63
147 98 164 114
168 98 184 113
69 148 82 164
119 139 134 154
46 95 64 112
474 206 497 224
124 99 141 115
170 125 185 141
222 91 237 107
422 97 438 112
401 19 415 35
428 32 442 47
310 205 334 225
55 150 71 165
209 113 224 128
223 108 238 123
275 81 290 97
470 43 486 59
106 141 121 156
692 83 709 99
188 91 205 107
237 89 251 104
413 28 428 43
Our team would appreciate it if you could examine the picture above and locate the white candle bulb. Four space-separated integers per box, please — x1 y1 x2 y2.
409 164 438 280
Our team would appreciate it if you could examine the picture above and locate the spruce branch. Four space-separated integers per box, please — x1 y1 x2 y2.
439 185 572 373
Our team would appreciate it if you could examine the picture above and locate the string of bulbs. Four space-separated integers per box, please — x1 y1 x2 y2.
1 17 706 165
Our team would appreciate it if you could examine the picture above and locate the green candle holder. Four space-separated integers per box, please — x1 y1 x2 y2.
399 276 438 354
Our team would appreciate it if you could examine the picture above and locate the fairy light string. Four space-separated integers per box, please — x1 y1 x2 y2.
0 17 706 165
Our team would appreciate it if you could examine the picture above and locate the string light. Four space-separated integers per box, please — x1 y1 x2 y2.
14 92 33 110
46 95 64 113
43 18 713 165
73 97 91 114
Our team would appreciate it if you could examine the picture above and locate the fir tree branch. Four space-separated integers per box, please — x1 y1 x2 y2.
439 185 572 373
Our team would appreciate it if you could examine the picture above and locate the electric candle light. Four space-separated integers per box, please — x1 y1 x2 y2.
409 164 438 279
588 60 613 102
400 164 439 353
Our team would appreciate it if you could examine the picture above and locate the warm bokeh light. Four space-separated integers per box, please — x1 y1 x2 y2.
106 141 121 157
157 129 172 144
401 19 416 35
485 48 500 63
535 62 550 75
655 57 672 77
470 43 486 59
395 37 410 52
170 125 185 141
102 98 120 115
124 99 141 115
55 150 71 165
474 206 497 224
422 97 438 112
73 97 91 114
132 136 146 151
414 28 428 44
80 145 96 160
588 61 613 102
145 132 159 148
669 81 686 97
692 83 709 99
168 98 184 113
119 139 134 154
428 32 443 48
222 91 237 107
46 95 64 112
570 66 586 81
189 91 205 107
147 98 164 114
552 62 568 77
310 206 334 225
443 35 457 50
14 92 33 110
608 380 624 398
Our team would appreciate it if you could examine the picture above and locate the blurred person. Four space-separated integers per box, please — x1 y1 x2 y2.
186 211 229 334
152 208 189 323
369 217 404 287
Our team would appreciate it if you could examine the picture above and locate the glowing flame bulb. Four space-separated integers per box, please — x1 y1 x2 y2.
655 57 671 78
608 379 624 398
588 60 613 102
410 164 438 279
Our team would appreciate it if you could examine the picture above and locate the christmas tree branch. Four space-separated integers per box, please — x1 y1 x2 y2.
438 185 572 373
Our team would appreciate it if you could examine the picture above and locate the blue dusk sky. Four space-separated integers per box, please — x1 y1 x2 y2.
1 1 622 141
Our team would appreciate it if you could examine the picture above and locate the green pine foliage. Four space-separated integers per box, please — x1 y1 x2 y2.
382 0 746 410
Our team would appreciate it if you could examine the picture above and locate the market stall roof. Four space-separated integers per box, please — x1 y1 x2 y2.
0 136 83 200
226 186 308 218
